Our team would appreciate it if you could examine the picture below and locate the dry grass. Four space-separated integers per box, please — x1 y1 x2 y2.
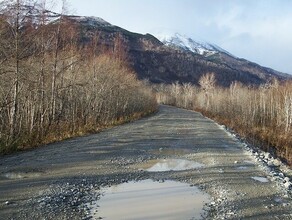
154 80 292 166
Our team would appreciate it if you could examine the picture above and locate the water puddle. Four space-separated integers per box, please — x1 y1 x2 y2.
251 176 269 183
243 160 254 164
2 171 43 179
88 150 109 154
88 179 211 220
142 159 204 172
236 166 250 170
150 148 193 156
274 197 283 203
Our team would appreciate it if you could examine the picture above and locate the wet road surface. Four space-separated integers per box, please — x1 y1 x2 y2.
0 105 291 219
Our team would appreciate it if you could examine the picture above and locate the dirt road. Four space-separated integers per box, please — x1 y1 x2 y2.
0 105 291 219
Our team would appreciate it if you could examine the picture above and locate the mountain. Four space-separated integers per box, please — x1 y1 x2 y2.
63 15 291 86
1 2 290 87
157 33 232 57
156 33 291 82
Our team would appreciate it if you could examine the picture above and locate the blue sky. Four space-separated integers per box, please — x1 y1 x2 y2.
55 0 292 74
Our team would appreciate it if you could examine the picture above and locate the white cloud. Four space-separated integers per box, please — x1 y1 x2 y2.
66 0 292 74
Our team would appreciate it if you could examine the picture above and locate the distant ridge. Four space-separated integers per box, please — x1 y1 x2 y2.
60 15 292 86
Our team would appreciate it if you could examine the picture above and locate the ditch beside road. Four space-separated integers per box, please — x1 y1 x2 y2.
0 105 291 219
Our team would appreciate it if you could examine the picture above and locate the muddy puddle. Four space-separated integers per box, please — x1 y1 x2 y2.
142 159 204 172
88 179 211 220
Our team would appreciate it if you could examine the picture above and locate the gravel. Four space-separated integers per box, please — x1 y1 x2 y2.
0 105 291 220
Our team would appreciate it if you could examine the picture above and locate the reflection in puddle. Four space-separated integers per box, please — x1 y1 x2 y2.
88 179 211 220
244 160 253 163
150 148 193 156
251 176 269 183
2 172 42 179
237 166 249 170
274 197 283 203
3 173 24 179
144 159 204 172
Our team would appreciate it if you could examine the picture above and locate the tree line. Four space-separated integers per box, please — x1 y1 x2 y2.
154 73 292 165
0 0 157 154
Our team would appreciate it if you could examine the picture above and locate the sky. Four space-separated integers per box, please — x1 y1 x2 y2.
55 0 292 74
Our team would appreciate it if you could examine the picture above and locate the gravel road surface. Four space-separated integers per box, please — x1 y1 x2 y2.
0 105 291 219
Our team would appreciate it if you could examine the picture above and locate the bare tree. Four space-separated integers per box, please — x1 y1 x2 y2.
151 77 292 164
199 72 216 91
0 0 157 154
199 72 216 109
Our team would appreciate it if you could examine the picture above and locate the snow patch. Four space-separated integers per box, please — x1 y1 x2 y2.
67 16 112 27
156 33 232 57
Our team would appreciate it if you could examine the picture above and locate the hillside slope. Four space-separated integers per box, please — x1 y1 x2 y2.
64 15 291 86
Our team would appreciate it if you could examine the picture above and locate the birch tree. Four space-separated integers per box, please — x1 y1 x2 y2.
199 72 216 109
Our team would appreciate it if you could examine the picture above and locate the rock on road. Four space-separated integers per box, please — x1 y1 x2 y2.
0 105 291 219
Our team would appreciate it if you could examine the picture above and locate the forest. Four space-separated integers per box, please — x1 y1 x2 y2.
155 73 292 165
1 1 291 168
0 1 157 154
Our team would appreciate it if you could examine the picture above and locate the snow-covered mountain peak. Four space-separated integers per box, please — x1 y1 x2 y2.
156 33 230 57
67 16 112 27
